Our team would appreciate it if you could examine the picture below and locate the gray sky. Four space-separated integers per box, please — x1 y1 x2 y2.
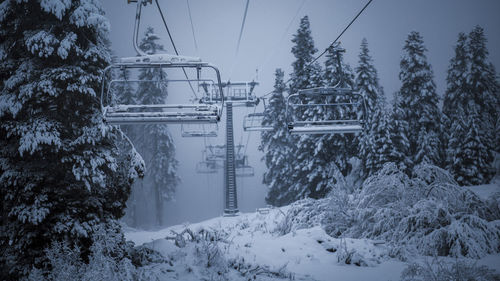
102 0 500 226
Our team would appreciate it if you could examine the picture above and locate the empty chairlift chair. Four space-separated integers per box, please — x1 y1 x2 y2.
200 81 259 107
100 0 224 126
101 54 224 125
286 45 366 134
196 160 219 174
181 123 218 137
242 98 273 132
235 155 254 177
286 87 366 134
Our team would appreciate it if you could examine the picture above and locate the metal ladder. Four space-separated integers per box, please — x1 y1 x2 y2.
224 103 238 216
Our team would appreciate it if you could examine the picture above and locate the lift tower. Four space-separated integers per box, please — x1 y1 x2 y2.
201 81 259 215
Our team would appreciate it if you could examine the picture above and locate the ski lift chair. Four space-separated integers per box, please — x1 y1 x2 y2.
181 123 218 137
101 55 224 125
286 86 366 135
235 154 254 177
200 81 259 107
243 113 272 131
242 98 273 131
101 0 224 125
196 160 218 174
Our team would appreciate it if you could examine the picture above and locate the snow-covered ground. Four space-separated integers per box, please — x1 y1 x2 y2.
124 188 500 281
465 180 499 200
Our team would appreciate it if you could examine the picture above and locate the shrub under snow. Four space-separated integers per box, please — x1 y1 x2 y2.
277 163 500 259
400 257 500 281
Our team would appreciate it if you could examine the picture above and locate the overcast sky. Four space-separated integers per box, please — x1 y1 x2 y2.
102 0 500 226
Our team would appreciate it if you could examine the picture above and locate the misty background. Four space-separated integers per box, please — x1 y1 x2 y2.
101 0 500 227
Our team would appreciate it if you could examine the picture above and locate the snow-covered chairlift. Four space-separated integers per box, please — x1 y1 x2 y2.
200 81 259 107
243 113 272 131
101 55 224 125
181 123 218 137
101 0 224 125
196 160 218 174
286 44 366 134
204 145 227 161
235 155 254 177
242 98 273 131
286 87 366 134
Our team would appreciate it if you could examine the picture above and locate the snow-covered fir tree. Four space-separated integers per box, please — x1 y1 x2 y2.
442 32 469 169
465 26 498 182
125 27 179 227
0 0 144 278
444 27 498 184
398 31 441 167
355 38 383 113
363 103 393 176
288 16 329 200
448 103 491 185
389 91 412 173
260 69 296 206
355 38 386 177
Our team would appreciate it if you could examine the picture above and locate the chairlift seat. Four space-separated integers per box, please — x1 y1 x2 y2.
235 166 254 177
288 123 363 134
286 86 366 135
103 104 220 125
101 55 224 125
200 81 259 107
196 161 218 174
243 113 273 131
181 124 218 137
118 54 202 65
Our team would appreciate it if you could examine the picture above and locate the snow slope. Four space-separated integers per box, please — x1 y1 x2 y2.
126 208 406 281
125 183 500 280
465 181 500 200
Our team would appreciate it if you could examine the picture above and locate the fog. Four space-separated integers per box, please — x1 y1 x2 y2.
102 0 500 226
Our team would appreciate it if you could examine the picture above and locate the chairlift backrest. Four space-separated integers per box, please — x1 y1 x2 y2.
181 123 218 137
100 55 224 125
200 81 259 107
102 0 224 126
286 86 366 135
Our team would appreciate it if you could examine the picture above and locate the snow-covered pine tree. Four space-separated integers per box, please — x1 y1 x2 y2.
355 38 386 177
260 69 296 206
465 26 498 182
0 0 144 278
398 31 441 167
363 103 393 176
443 27 498 184
305 44 357 195
125 27 179 227
288 16 328 200
449 103 490 185
442 32 469 169
389 91 412 173
355 38 383 114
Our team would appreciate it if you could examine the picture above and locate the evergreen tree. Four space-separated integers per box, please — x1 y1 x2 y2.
398 31 441 167
0 1 143 278
364 103 393 176
389 91 412 173
355 38 386 177
444 27 498 184
448 104 490 185
260 69 296 206
355 38 383 113
288 16 328 200
466 26 498 182
442 32 469 169
125 27 179 227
